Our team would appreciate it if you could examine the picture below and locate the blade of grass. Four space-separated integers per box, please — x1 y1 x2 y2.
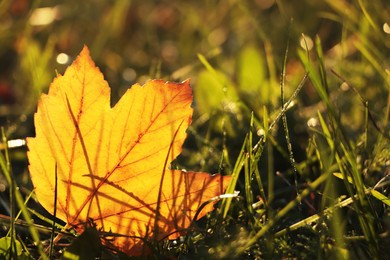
280 27 299 199
0 213 69 236
275 192 352 237
49 164 58 258
335 143 379 257
252 108 267 206
333 172 390 206
1 129 17 258
354 40 386 80
221 135 248 218
245 133 253 214
0 132 48 259
27 208 67 231
6 188 34 236
357 0 379 31
276 172 390 237
244 113 261 214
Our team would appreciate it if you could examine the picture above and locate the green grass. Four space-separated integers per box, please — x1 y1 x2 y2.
0 0 389 259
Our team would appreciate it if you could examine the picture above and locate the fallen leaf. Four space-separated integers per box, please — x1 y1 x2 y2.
27 46 231 255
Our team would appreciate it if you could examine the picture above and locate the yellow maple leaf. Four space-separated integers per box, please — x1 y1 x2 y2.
27 46 231 255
